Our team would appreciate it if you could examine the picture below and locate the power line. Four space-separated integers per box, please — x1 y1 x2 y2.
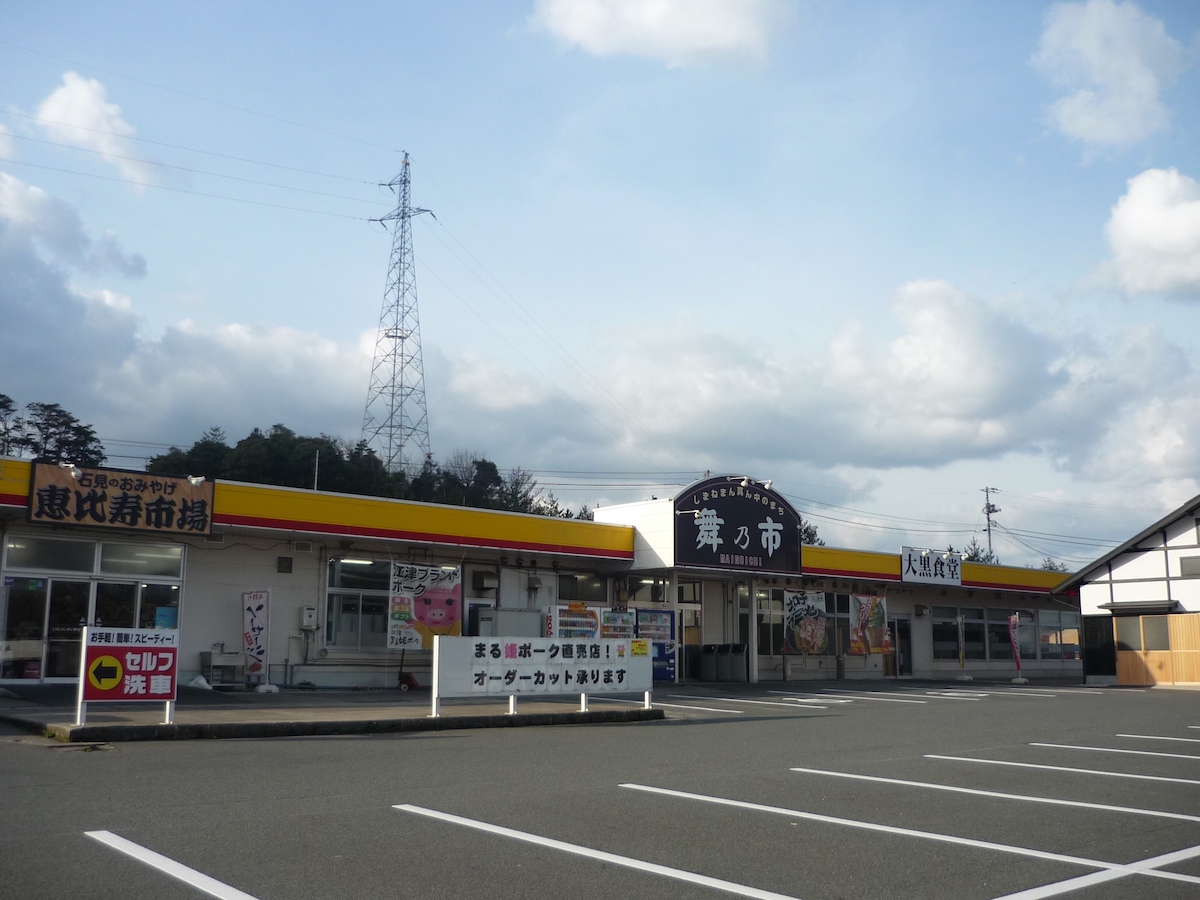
0 156 375 221
0 39 401 153
6 132 384 204
1 110 376 184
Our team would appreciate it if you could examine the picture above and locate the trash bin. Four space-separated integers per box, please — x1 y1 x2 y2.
835 655 845 681
729 644 748 682
684 645 701 680
700 644 718 682
715 643 733 682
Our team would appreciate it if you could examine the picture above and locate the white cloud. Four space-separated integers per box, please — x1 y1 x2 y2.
1105 167 1200 296
34 71 158 185
530 0 785 68
0 171 146 276
1033 0 1185 149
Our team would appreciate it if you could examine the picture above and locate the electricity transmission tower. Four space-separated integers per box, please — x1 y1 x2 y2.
362 153 432 474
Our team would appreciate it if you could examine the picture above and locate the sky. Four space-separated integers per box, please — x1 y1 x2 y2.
2 0 1200 568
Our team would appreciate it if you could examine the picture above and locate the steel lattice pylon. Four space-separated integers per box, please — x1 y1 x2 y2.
362 153 432 474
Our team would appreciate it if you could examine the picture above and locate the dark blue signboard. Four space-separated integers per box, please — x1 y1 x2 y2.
674 475 802 575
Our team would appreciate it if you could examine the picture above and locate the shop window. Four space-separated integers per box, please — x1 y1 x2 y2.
1060 613 1081 660
327 593 359 647
139 583 180 629
5 536 94 572
328 559 389 591
360 596 388 648
1039 611 1062 660
1 579 47 678
277 556 293 574
1115 617 1142 651
931 608 988 661
558 574 606 604
1142 616 1171 652
101 542 183 578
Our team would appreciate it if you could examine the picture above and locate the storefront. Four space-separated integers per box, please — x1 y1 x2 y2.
1 460 1076 688
596 475 1078 683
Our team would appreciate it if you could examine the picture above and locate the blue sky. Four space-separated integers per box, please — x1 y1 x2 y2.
2 0 1200 566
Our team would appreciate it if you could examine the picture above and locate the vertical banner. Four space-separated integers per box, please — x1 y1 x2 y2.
957 614 966 670
1008 614 1022 674
390 564 462 649
783 590 827 654
849 595 891 655
242 590 270 682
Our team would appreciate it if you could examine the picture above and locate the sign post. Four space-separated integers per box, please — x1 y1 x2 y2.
956 614 972 681
75 627 180 726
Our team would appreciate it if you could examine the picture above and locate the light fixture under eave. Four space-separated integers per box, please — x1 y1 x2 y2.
187 475 205 486
763 480 772 490
740 477 750 487
339 558 375 566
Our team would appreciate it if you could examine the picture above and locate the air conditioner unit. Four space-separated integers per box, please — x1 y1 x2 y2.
472 571 499 591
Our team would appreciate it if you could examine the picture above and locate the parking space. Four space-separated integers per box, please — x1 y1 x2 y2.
4 682 1199 899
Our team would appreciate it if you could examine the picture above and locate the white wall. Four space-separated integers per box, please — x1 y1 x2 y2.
595 499 674 570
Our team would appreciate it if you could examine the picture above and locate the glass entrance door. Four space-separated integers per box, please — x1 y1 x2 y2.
94 582 137 628
44 580 90 678
887 618 913 677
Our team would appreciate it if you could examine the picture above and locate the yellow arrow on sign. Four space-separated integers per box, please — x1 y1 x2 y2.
88 655 123 691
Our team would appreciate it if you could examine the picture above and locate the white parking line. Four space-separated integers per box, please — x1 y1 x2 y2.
1005 687 1104 696
926 754 1200 785
653 702 745 714
394 804 803 900
811 690 925 704
788 767 1200 823
1031 742 1200 761
1118 733 1200 745
989 843 1200 900
925 692 982 700
618 783 1200 887
669 695 828 711
766 691 853 705
85 831 258 900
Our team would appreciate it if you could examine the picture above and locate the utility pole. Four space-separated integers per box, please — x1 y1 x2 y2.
981 487 1001 561
362 152 433 474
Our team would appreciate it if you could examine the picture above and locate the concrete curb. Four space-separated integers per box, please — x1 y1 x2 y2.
19 707 664 742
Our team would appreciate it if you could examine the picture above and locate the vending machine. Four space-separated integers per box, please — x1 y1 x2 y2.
600 609 636 639
545 604 605 639
636 609 676 682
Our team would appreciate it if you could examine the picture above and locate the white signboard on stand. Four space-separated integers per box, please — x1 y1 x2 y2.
432 636 653 716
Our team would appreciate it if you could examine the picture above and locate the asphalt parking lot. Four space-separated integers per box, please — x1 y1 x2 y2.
3 681 1199 899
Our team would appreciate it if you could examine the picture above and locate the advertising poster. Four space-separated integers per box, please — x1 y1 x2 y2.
390 564 462 649
783 590 827 654
242 590 269 680
849 594 891 655
1008 614 1022 673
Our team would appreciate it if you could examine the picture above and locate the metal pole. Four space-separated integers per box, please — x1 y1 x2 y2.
579 692 588 712
74 626 88 727
508 694 516 715
163 700 174 725
643 690 651 710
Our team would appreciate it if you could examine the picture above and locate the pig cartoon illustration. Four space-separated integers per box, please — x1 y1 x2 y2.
412 589 462 633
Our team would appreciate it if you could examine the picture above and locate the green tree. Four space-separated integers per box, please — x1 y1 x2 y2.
1041 557 1069 572
963 537 998 565
800 519 823 546
18 402 106 466
0 394 18 456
